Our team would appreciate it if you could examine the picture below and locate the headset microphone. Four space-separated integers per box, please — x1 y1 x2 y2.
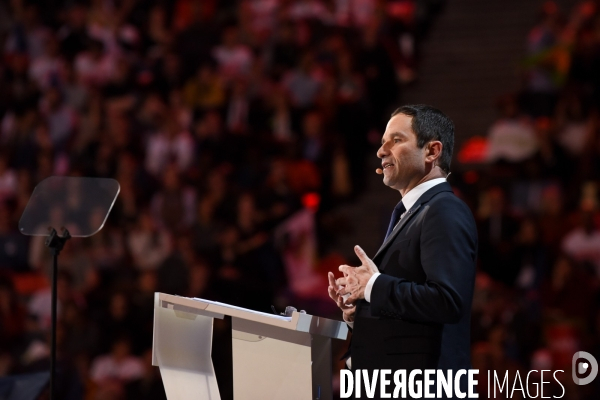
375 168 383 174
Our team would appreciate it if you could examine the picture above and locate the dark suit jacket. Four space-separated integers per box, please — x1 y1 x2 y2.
350 182 478 399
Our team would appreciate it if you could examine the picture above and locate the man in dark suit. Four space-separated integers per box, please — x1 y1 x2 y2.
328 105 478 399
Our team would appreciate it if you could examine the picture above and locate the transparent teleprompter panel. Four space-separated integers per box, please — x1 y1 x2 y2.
19 176 120 237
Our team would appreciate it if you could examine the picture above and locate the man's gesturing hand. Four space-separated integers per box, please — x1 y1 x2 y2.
337 245 378 304
328 271 356 323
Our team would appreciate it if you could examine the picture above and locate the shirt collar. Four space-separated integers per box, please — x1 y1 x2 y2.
401 178 447 211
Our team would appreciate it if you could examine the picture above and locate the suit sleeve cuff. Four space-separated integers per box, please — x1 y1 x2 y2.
369 273 403 317
364 272 381 303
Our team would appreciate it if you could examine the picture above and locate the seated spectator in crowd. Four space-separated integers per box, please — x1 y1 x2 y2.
287 0 334 24
29 34 65 90
186 258 212 299
90 337 144 386
95 293 139 354
477 187 521 286
0 156 17 202
60 62 88 112
523 116 570 182
144 5 173 56
156 235 191 297
270 22 300 78
4 3 51 59
537 184 568 258
212 25 254 82
561 207 600 277
127 211 172 271
58 3 91 61
183 63 226 111
555 92 592 157
282 52 323 108
145 117 194 176
39 86 77 151
486 94 538 163
512 216 547 291
0 276 27 349
541 254 597 323
151 165 196 231
226 79 251 134
125 349 167 400
29 271 75 330
334 0 377 27
522 1 563 117
74 39 117 87
191 197 219 255
83 208 126 270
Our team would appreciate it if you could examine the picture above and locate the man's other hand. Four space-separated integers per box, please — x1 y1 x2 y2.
337 246 378 304
328 271 356 323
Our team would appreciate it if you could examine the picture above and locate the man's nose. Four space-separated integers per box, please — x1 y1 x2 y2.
377 144 388 159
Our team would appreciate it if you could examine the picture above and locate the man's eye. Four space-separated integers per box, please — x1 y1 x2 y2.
394 139 400 143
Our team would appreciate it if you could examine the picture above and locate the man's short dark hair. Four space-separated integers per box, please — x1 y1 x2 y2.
391 104 454 173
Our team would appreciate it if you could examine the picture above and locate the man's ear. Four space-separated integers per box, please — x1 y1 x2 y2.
425 141 443 164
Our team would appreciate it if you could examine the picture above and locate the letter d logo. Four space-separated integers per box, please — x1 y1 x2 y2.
572 351 598 385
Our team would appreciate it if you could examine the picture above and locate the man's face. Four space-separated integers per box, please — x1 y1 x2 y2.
377 113 427 191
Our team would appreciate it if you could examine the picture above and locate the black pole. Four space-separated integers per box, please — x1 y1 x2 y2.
50 249 58 400
45 228 71 400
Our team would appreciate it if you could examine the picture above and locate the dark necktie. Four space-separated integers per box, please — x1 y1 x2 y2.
385 201 406 240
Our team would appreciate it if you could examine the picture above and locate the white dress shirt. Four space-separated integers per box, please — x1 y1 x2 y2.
345 177 447 331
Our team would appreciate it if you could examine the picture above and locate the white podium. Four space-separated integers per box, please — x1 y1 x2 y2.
152 292 348 400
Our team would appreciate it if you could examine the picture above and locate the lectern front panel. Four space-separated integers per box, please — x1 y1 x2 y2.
232 318 313 399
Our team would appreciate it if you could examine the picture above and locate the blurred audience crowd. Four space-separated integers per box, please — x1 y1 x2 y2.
462 1 600 398
0 0 446 398
5 0 600 399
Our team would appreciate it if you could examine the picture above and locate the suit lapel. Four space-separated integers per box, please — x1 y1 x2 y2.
373 203 421 260
372 182 454 262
